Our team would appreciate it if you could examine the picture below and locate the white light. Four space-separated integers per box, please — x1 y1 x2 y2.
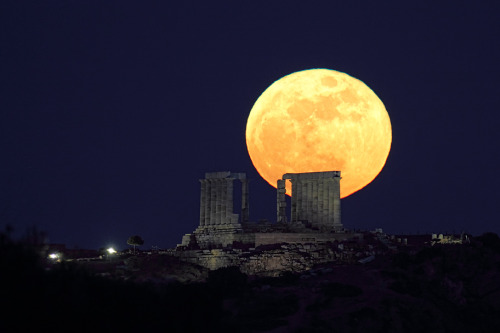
107 247 117 254
48 253 60 260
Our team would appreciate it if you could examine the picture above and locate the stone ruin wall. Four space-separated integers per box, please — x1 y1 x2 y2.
176 170 354 274
171 236 364 276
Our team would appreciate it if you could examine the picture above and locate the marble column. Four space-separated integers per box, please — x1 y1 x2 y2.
215 179 223 225
318 179 325 226
300 181 307 221
241 179 249 223
209 179 217 225
220 179 227 223
295 179 302 222
277 179 287 223
306 180 313 223
290 179 298 222
205 180 212 226
199 179 207 226
322 179 329 226
225 179 234 224
327 179 334 226
312 180 317 224
333 177 341 227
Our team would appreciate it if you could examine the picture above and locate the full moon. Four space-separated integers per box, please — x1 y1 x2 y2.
246 68 392 198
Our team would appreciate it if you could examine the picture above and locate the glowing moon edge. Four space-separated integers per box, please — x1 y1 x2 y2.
245 68 392 198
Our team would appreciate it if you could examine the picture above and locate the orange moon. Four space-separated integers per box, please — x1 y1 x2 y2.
246 68 392 198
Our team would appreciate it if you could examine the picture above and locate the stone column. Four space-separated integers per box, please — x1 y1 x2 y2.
241 179 249 223
215 179 223 225
277 179 287 223
225 178 234 224
300 181 307 221
295 179 302 222
306 180 313 223
199 179 207 227
205 180 212 226
333 177 341 228
290 179 298 223
326 179 334 226
318 179 325 226
309 180 318 226
220 179 227 223
209 179 217 225
322 179 329 226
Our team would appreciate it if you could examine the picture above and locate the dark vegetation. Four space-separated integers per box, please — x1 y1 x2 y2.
0 229 221 332
2 228 500 332
126 235 144 254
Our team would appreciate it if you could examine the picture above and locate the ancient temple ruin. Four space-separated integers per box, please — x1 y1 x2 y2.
180 172 250 249
172 170 368 274
277 171 342 231
198 171 249 227
179 170 349 250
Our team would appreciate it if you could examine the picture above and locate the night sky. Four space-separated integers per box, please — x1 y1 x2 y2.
1 1 499 250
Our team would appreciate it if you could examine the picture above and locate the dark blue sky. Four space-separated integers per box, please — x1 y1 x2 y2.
1 1 499 250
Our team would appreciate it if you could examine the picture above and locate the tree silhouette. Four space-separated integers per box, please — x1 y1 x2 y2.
127 235 144 254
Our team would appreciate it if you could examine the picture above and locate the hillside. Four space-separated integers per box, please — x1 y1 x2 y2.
2 230 500 332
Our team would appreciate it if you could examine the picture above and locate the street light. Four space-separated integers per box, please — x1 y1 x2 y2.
48 253 61 262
